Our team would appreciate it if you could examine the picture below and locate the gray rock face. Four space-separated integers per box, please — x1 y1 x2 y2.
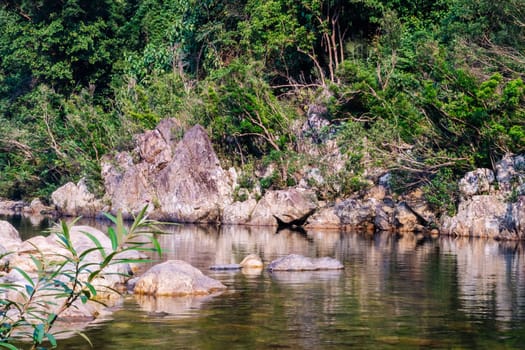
495 154 525 191
301 104 332 144
459 168 495 199
305 207 341 229
102 123 234 222
134 260 226 296
248 189 318 226
439 154 525 240
335 198 378 228
267 254 343 271
395 202 423 232
51 179 102 217
222 199 257 224
441 195 509 239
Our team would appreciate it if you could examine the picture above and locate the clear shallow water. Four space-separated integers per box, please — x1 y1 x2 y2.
6 215 525 349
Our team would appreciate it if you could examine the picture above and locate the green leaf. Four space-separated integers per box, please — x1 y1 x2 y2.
33 323 45 344
84 282 97 298
103 212 118 225
150 236 162 257
12 267 35 287
81 231 107 259
46 332 57 348
0 342 19 350
25 284 34 296
107 227 118 251
76 331 93 347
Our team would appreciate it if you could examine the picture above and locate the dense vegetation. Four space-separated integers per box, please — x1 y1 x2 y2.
1 0 524 213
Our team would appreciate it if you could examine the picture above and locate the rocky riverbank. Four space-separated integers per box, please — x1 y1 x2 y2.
6 120 525 240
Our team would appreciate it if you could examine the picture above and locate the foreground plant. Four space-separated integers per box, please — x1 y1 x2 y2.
0 207 162 350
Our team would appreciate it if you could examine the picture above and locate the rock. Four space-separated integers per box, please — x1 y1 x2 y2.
239 254 263 268
365 185 387 201
135 128 172 168
51 178 103 217
459 168 495 198
209 264 241 270
210 254 263 271
222 199 257 224
134 260 226 296
301 104 332 144
103 124 234 223
335 198 378 229
22 198 52 215
267 254 343 271
0 199 26 215
11 226 140 289
506 196 525 240
305 207 341 229
101 152 155 219
0 220 22 251
248 188 317 226
495 153 525 192
374 202 395 231
403 188 436 224
440 195 509 239
154 125 233 222
395 202 423 232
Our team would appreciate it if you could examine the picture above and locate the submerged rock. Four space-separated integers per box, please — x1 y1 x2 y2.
134 260 226 296
209 254 263 270
267 254 343 271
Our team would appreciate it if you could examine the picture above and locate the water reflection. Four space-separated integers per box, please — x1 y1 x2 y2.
134 293 224 319
4 216 525 349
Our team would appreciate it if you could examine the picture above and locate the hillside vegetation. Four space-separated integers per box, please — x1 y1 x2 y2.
1 0 524 213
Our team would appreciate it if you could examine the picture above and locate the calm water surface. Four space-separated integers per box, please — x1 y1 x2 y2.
6 215 525 349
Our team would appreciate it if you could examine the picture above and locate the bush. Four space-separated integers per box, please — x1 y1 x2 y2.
0 208 162 350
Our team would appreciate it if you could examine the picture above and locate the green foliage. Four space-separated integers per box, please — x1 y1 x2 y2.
0 0 524 210
0 86 125 198
0 207 162 349
197 60 295 158
422 168 459 216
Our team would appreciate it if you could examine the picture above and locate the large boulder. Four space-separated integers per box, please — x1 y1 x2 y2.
267 254 343 271
305 207 341 229
51 178 103 217
134 260 226 296
248 189 318 226
440 195 510 239
0 220 22 251
102 123 234 223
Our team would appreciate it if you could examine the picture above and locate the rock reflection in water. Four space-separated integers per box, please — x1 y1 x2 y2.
134 293 223 318
441 237 525 325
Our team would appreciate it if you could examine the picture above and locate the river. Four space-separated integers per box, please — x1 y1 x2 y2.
6 215 525 349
